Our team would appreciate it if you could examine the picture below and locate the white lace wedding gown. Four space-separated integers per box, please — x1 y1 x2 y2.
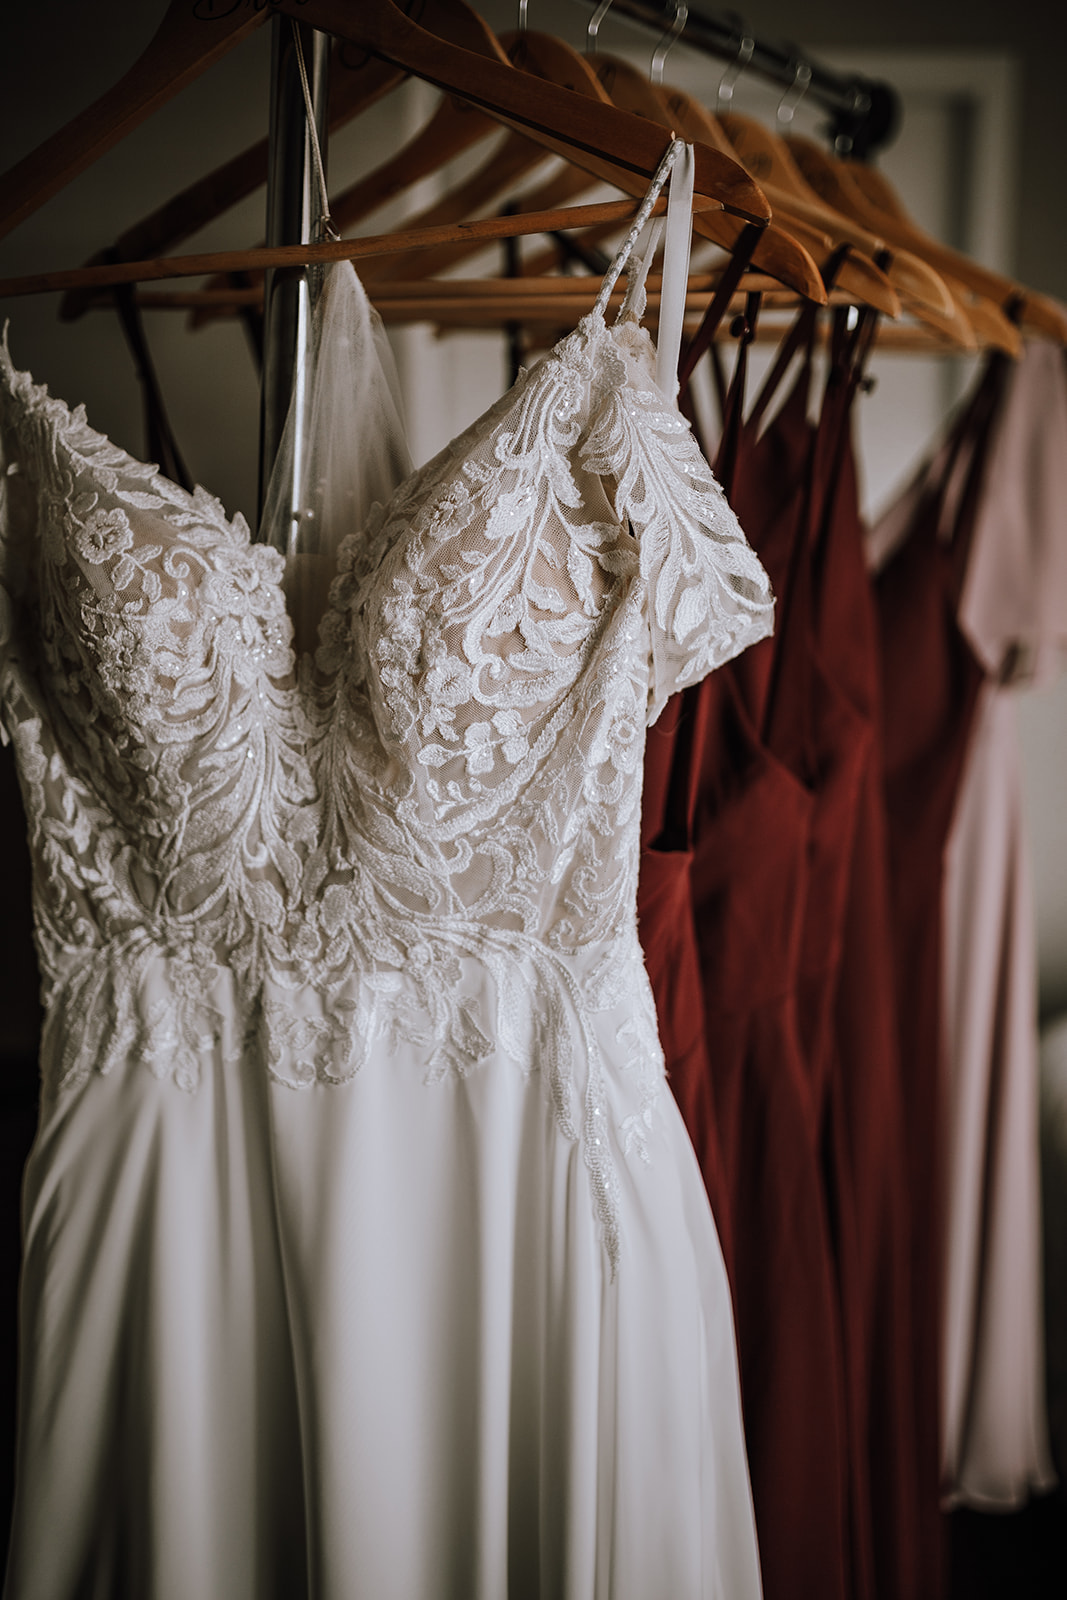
0 148 772 1599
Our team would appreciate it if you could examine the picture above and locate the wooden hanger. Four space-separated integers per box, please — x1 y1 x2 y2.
96 268 800 320
60 48 406 323
0 196 695 302
307 269 751 327
959 291 1023 357
85 266 1004 358
1 0 777 304
837 160 1022 355
188 102 514 329
115 282 1008 354
786 133 1066 345
509 37 823 302
0 1 264 244
188 28 617 328
61 7 516 324
156 19 822 319
346 26 823 301
711 109 966 326
703 107 1017 353
580 56 890 315
353 29 615 287
185 10 519 332
151 270 805 329
730 119 1017 354
344 159 600 295
275 1 764 216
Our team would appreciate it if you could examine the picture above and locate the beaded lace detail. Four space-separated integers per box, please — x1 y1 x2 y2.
0 239 772 1265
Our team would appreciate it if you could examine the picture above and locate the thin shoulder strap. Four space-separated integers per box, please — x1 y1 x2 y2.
921 350 1006 559
593 139 698 396
745 244 852 436
592 139 684 321
652 141 694 395
677 222 764 394
947 350 1011 601
715 292 761 498
746 300 818 435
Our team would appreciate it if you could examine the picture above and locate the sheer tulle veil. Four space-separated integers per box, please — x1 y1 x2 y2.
259 261 412 654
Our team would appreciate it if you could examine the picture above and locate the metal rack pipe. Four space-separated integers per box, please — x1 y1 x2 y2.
256 16 331 534
579 0 900 157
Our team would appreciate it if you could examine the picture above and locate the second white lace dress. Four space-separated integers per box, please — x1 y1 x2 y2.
0 146 773 1599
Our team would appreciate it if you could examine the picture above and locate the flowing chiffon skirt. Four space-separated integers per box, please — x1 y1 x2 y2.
6 957 762 1600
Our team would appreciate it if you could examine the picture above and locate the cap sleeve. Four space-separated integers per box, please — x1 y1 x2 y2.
580 323 774 723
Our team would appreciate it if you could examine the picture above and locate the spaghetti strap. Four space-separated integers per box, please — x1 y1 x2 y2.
746 301 818 435
593 139 695 396
715 292 761 499
592 139 684 318
746 245 853 435
652 141 695 395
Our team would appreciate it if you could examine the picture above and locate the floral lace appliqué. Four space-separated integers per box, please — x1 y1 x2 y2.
0 316 772 1272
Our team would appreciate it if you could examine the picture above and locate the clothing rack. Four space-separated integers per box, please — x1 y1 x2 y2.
577 0 900 159
258 19 330 531
250 2 904 529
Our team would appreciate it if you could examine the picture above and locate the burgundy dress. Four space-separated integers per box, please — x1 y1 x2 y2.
641 313 851 1600
810 315 922 1600
871 350 1012 1595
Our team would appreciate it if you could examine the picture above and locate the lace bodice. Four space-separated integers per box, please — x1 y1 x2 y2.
0 163 773 1264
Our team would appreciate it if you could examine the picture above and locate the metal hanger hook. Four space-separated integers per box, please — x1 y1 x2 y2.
716 32 755 112
776 60 812 126
585 0 614 55
650 3 688 85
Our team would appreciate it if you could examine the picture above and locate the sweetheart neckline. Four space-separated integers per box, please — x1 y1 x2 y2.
1 306 663 663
